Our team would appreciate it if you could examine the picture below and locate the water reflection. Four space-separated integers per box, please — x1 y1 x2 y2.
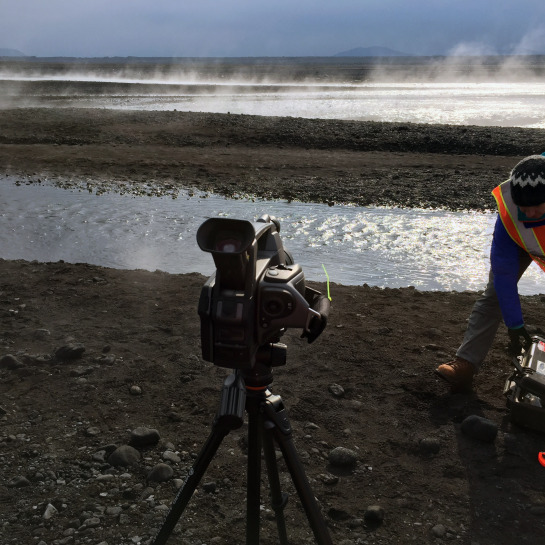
0 180 542 293
5 80 545 128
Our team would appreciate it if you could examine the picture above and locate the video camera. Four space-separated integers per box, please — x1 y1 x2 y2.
197 214 329 369
504 335 545 433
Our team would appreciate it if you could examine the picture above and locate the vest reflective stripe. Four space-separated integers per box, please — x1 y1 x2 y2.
491 182 545 272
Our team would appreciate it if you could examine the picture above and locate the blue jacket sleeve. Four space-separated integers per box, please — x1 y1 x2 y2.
490 216 524 329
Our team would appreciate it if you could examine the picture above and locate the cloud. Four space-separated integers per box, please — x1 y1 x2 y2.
2 1 545 57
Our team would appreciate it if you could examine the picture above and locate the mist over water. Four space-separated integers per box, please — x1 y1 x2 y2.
2 56 545 127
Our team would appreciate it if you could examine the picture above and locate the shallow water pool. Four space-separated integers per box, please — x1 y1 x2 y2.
0 179 542 294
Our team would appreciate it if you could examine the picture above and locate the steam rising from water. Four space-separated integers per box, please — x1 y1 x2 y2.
2 55 545 126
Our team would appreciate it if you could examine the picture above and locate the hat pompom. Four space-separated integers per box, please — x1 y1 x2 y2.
510 155 545 206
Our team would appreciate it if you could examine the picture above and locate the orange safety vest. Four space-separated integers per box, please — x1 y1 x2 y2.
492 181 545 272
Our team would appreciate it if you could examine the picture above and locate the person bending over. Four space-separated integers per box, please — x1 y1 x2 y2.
436 154 545 389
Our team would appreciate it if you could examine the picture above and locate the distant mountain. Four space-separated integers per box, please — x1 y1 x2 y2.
334 46 409 57
0 48 26 57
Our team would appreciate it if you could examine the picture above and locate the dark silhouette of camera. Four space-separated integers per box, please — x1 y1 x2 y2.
197 214 329 369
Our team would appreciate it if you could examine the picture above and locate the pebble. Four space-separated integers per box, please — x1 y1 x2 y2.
7 475 31 488
364 505 384 523
328 446 358 469
54 342 86 361
162 450 181 463
419 437 441 455
99 353 116 365
319 473 339 485
105 506 123 516
43 503 58 519
202 481 217 493
328 383 345 397
0 354 23 370
81 516 101 528
108 445 141 467
130 427 160 447
147 463 174 482
33 328 51 340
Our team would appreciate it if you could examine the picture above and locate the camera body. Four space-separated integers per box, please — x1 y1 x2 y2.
197 215 326 369
504 335 545 432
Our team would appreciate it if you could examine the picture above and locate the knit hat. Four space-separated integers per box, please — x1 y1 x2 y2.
510 154 545 207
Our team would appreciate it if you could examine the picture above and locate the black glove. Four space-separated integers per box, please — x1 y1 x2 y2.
508 326 532 355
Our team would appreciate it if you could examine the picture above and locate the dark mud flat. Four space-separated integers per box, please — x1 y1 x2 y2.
0 106 545 545
1 107 544 209
0 260 544 545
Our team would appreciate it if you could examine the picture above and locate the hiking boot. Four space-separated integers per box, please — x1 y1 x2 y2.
435 358 474 389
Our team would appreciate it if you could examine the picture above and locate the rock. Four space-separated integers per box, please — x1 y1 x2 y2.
0 354 24 370
202 481 217 493
163 450 181 463
108 445 141 467
99 353 116 365
105 506 123 516
328 446 358 469
54 343 86 361
364 505 384 523
129 385 142 395
319 473 339 485
69 366 94 377
129 426 160 447
431 524 447 537
328 383 345 397
81 516 101 528
419 437 441 455
33 328 51 340
461 415 498 442
43 503 58 519
147 463 174 482
7 475 31 488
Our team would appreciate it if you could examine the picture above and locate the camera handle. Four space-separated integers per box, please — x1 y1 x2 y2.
151 348 332 545
301 288 330 344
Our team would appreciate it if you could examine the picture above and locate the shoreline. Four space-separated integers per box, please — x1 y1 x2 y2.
2 107 545 210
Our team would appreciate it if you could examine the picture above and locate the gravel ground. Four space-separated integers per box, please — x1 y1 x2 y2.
1 104 545 545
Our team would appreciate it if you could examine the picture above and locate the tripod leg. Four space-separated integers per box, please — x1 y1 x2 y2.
262 420 289 545
151 426 228 545
264 393 333 545
245 396 262 544
152 372 246 545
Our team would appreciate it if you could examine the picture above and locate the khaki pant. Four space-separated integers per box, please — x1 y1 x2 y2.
456 248 532 371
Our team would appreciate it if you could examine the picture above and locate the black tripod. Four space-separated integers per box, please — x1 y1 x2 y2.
151 343 333 545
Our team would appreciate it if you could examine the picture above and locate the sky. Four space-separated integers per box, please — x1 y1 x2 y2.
2 0 545 58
